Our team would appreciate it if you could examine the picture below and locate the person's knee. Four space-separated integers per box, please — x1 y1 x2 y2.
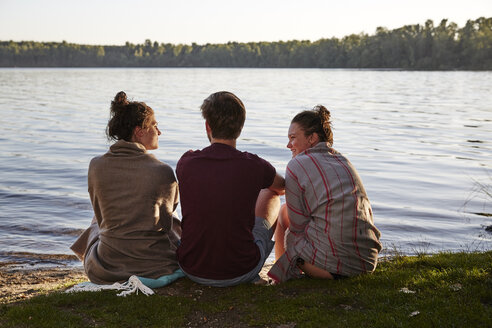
259 188 280 203
255 189 280 220
278 204 290 230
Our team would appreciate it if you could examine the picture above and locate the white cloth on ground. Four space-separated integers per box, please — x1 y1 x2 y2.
65 269 185 297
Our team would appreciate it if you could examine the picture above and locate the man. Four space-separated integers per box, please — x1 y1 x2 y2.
176 91 285 286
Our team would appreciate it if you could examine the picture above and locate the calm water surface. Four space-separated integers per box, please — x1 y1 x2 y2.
0 68 491 265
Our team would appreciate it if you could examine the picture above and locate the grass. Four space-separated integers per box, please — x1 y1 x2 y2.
463 175 492 220
1 251 491 327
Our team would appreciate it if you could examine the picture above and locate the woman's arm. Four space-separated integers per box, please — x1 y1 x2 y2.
285 164 310 232
268 173 286 195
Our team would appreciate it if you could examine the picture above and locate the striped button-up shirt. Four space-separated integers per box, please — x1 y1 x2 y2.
268 142 382 282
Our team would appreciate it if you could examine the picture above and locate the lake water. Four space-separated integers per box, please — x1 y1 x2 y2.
0 68 491 266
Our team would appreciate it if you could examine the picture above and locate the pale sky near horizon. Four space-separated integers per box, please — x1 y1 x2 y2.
1 0 491 45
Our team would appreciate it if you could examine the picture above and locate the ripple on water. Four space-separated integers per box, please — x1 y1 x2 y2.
0 68 491 257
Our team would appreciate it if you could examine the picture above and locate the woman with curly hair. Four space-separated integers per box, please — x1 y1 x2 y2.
71 91 181 284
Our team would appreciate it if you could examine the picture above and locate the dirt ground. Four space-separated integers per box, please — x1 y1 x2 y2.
0 254 87 303
0 258 274 304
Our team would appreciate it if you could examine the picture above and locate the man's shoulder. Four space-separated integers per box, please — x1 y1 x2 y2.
178 148 206 162
176 148 207 175
238 151 276 177
235 148 271 163
179 149 200 159
235 149 258 160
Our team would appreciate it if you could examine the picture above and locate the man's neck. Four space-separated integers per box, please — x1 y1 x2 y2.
210 138 236 148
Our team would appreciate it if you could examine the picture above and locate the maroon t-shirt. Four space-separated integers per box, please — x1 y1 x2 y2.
176 143 276 279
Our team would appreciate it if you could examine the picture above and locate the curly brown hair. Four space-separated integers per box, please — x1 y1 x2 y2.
106 91 154 141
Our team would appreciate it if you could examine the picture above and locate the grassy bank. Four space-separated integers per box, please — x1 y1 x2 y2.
1 251 491 327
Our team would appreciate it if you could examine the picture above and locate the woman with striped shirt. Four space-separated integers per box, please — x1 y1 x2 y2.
268 106 382 283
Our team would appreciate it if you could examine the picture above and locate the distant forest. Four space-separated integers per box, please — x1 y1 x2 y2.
1 17 491 69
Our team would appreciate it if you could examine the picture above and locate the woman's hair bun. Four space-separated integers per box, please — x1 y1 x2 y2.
314 105 331 120
314 105 333 146
113 91 129 106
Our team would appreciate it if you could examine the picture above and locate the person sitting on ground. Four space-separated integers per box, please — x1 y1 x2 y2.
71 91 181 284
268 105 382 283
176 91 285 287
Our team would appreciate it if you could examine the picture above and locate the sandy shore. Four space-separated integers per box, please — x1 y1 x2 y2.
0 255 273 304
0 265 86 303
0 253 87 303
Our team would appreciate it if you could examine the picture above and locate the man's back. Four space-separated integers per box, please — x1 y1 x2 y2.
176 143 275 279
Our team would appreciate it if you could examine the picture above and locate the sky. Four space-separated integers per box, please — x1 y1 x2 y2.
1 0 491 46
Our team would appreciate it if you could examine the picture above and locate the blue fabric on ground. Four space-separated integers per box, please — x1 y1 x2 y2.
137 269 185 288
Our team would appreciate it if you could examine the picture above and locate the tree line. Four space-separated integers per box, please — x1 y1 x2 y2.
1 17 490 69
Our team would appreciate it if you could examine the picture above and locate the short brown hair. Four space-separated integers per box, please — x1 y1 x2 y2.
200 91 246 140
106 91 154 141
292 105 333 146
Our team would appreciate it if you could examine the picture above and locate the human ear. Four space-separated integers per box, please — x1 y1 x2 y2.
309 133 320 145
131 126 145 143
134 126 144 136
